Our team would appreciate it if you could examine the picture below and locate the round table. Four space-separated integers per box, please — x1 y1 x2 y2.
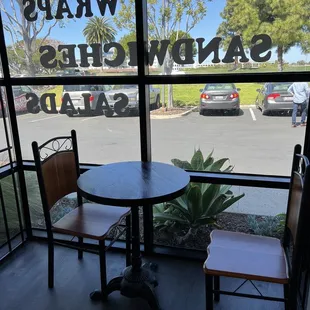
77 161 190 309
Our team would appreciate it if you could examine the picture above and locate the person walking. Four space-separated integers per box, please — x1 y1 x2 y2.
288 82 309 127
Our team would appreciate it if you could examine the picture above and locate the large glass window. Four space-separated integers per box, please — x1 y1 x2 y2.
0 0 309 245
151 82 307 176
1 1 137 77
153 183 288 251
139 0 310 75
14 84 140 163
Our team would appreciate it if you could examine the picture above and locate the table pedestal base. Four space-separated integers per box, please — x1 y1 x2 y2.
90 265 160 310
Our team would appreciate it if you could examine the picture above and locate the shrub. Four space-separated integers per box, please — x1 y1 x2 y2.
248 214 285 238
153 149 245 243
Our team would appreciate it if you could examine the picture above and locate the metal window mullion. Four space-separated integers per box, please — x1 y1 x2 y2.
0 12 32 239
6 72 310 86
134 0 153 254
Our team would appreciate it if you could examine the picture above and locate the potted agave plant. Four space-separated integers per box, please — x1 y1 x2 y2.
153 149 245 244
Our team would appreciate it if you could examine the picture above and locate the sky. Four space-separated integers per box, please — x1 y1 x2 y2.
2 0 308 63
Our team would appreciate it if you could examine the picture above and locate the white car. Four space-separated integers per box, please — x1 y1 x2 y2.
159 70 186 75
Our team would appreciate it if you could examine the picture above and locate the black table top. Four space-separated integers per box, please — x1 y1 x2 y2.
77 161 190 206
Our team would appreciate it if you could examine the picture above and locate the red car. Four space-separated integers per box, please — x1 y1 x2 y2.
0 86 36 117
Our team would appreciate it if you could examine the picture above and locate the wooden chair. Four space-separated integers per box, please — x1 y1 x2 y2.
203 144 310 310
32 130 131 295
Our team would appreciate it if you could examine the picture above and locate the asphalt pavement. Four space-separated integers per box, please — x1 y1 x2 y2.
2 106 306 216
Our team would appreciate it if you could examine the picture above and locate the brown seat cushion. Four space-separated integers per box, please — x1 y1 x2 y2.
52 203 130 240
203 230 289 284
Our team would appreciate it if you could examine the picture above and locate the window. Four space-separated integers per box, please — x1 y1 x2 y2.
151 81 307 176
204 84 236 91
0 0 309 254
153 183 288 251
13 84 141 163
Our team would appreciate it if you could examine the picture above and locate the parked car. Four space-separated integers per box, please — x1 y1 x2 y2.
58 69 83 76
104 85 160 117
255 82 294 115
159 70 186 75
0 85 37 117
62 85 111 113
199 83 241 115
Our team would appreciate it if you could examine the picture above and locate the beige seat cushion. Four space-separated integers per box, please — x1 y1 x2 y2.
52 203 130 240
203 230 289 284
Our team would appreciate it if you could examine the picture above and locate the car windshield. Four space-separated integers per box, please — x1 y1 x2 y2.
64 85 110 92
112 85 138 90
205 84 234 91
64 85 89 92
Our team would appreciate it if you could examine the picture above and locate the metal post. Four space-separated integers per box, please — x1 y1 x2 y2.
134 0 154 254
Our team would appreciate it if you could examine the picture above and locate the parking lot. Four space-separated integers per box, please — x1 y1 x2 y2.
11 106 304 175
1 106 305 216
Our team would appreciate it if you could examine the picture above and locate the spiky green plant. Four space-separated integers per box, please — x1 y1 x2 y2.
153 149 245 243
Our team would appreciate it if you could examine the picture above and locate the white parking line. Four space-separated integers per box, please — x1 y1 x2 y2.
81 116 102 122
249 108 257 121
17 113 36 119
29 115 60 123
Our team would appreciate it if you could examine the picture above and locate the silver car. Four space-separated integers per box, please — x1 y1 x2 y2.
199 83 241 115
104 85 160 117
255 82 294 115
62 85 111 112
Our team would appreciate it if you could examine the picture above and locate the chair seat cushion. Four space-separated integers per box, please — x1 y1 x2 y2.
52 203 130 240
203 230 289 283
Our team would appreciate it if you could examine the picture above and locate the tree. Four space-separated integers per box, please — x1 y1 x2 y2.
114 0 208 108
7 39 64 75
119 30 196 60
0 0 61 76
83 16 116 70
119 32 137 57
217 0 308 72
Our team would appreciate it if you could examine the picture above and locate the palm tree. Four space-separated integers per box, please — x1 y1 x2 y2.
83 17 116 71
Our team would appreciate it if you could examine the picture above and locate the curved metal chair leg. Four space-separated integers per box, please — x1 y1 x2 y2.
214 275 220 302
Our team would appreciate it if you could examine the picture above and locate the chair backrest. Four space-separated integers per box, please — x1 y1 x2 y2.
285 171 303 248
32 130 81 231
283 145 310 307
283 145 308 248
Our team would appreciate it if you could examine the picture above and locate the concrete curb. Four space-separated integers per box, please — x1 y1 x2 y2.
242 105 256 108
150 105 256 120
150 107 196 119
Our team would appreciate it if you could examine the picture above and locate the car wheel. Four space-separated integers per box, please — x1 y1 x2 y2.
105 110 114 117
199 110 205 116
129 109 139 117
67 110 74 117
262 108 269 116
233 109 240 116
